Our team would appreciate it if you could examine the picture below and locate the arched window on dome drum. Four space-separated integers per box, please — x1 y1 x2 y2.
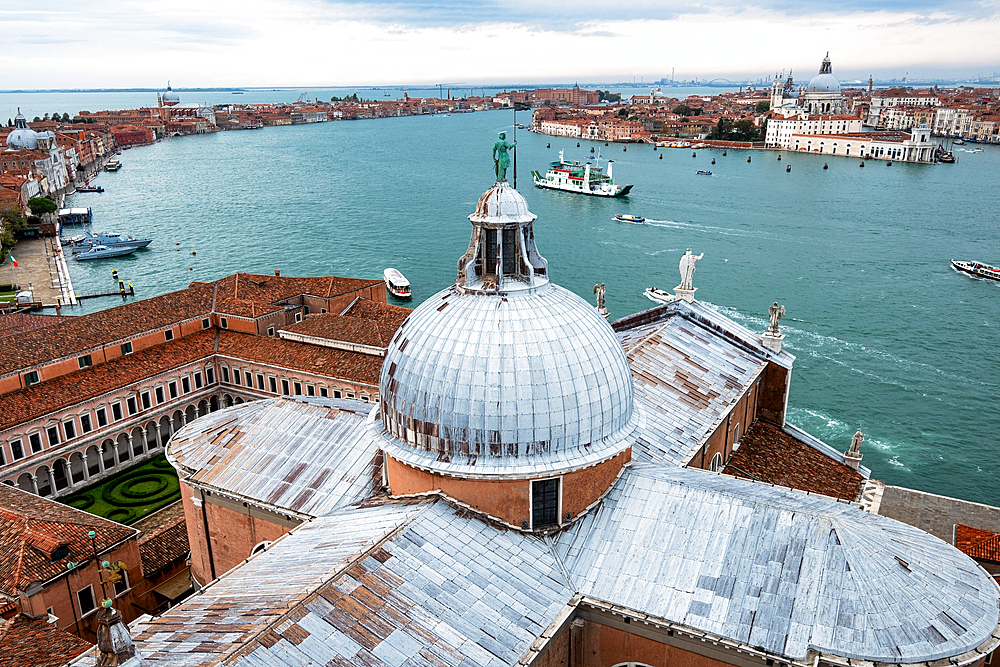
482 228 497 280
502 228 517 277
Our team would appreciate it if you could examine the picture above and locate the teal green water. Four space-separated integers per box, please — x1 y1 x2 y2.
56 110 999 505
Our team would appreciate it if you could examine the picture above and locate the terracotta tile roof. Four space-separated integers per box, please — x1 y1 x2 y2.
282 299 410 349
217 330 382 387
0 614 91 667
0 282 214 379
956 524 1000 563
0 330 216 431
0 313 73 339
0 485 138 595
210 273 382 308
340 297 411 328
723 421 864 502
138 516 189 576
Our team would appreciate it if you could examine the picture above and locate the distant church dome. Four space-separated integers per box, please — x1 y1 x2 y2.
806 53 841 93
161 82 180 106
377 181 638 478
5 110 39 151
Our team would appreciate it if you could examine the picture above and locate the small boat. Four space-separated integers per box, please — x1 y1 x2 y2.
76 185 104 193
614 214 645 223
644 287 674 305
860 161 865 168
384 268 411 298
74 245 138 261
951 260 1000 282
786 165 791 172
887 161 892 166
104 160 122 172
823 163 828 169
711 158 715 165
954 139 967 145
697 170 712 176
66 231 152 252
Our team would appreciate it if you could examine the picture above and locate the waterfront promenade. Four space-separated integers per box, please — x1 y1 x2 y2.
5 235 76 308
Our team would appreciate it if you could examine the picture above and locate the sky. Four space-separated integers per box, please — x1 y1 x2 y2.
2 0 999 89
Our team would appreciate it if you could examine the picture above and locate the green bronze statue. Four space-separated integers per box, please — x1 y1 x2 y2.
492 132 516 182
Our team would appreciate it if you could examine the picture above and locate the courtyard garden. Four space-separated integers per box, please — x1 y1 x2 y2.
61 454 181 525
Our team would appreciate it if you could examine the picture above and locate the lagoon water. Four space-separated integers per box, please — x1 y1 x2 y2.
26 103 1000 506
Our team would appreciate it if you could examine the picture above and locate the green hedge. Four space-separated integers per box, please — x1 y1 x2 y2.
60 454 181 525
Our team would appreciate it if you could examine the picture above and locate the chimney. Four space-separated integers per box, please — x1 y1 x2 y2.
274 269 280 277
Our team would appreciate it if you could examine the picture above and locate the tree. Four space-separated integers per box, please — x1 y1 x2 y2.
756 100 770 113
598 90 621 103
62 113 71 122
709 118 735 140
32 116 42 123
732 119 759 141
0 206 26 257
27 196 57 216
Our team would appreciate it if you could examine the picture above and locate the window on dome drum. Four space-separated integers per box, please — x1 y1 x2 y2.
169 381 178 399
483 228 497 278
96 408 108 427
77 585 96 616
155 386 164 404
221 367 230 383
112 403 123 421
11 439 24 460
121 342 133 355
127 396 137 415
78 354 92 369
113 570 129 597
202 318 210 329
63 420 76 440
24 371 38 386
502 228 517 276
206 367 214 384
30 433 43 453
532 478 560 529
164 329 174 341
141 392 151 410
81 414 92 433
245 371 253 387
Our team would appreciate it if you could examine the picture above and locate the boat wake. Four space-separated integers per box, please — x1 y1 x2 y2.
639 218 778 240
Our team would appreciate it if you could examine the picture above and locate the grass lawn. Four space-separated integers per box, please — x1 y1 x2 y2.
60 454 181 525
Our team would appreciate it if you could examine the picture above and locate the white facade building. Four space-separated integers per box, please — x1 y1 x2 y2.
866 90 939 128
764 113 863 148
787 125 937 162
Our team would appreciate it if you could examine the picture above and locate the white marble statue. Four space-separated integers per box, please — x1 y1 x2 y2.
767 301 785 335
593 283 606 311
677 249 703 291
850 429 863 455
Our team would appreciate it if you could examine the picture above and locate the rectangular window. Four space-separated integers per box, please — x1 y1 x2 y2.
206 367 214 384
81 414 92 433
111 403 123 421
220 317 228 329
244 371 252 387
347 392 355 399
333 389 342 399
64 420 76 440
281 379 290 395
182 377 190 393
194 372 203 389
24 371 39 386
96 408 108 427
126 396 138 415
141 392 151 410
0 448 4 465
155 386 164 404
268 376 277 393
113 570 129 597
77 585 96 615
202 318 210 329
164 329 174 342
307 385 315 396
168 381 178 399
502 227 517 276
531 478 560 528
320 387 328 397
233 367 241 385
221 366 230 383
294 312 302 323
483 228 497 275
78 355 92 369
121 341 133 355
11 439 24 460
304 306 310 315
293 382 302 395
29 433 43 453
267 327 275 337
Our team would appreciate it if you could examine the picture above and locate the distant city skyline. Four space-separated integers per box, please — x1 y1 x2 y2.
2 0 999 89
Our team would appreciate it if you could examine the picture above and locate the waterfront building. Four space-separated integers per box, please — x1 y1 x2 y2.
769 70 799 111
800 53 849 115
788 125 936 162
0 273 406 502
1 111 73 196
81 177 1000 667
533 85 601 106
866 88 940 128
764 112 863 148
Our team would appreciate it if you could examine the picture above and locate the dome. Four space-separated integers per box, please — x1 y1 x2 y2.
162 83 180 105
376 182 638 478
806 53 840 93
5 111 38 151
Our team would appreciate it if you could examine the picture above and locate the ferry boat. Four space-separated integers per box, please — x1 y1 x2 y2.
384 268 411 298
614 214 645 223
104 160 122 172
74 245 138 261
951 260 1000 282
531 150 633 197
644 287 674 304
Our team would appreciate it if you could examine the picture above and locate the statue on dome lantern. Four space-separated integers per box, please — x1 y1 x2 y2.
493 132 516 182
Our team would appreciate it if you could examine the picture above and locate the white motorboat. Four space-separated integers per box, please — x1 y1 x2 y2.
384 268 411 298
74 244 138 261
644 287 675 304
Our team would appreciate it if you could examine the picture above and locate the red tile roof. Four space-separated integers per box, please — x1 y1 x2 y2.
0 485 137 595
723 421 864 502
283 300 410 349
0 313 73 339
138 516 189 576
0 614 91 667
341 297 411 329
956 524 1000 563
0 330 216 431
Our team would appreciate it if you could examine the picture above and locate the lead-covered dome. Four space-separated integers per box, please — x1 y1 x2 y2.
376 182 638 478
807 53 840 93
5 111 38 151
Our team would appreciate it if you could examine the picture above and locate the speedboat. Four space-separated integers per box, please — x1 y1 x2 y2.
384 268 411 298
696 170 712 175
644 287 675 304
951 260 1000 282
74 245 138 261
68 231 152 253
614 214 645 223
